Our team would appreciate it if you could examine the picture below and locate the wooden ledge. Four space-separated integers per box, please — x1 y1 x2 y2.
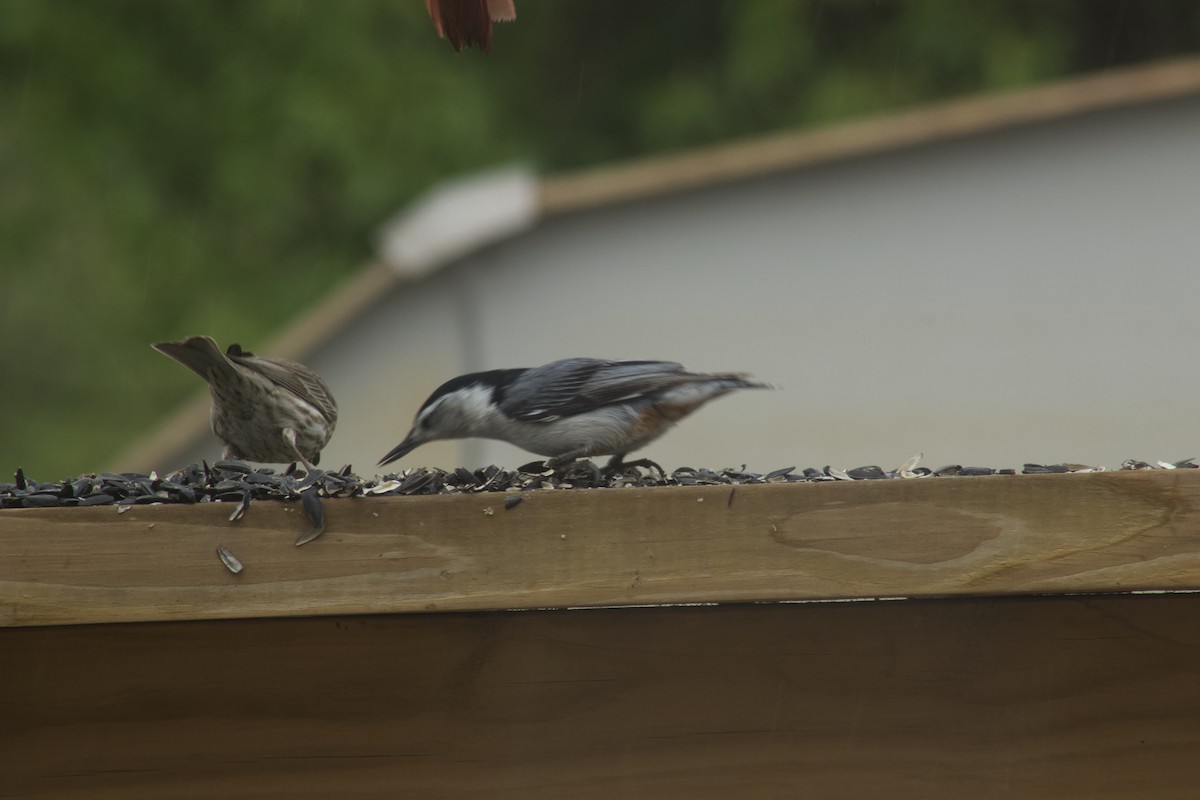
4 469 1200 628
7 595 1200 799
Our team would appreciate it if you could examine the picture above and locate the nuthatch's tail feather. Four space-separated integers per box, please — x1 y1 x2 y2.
152 335 239 385
653 371 772 412
704 372 773 392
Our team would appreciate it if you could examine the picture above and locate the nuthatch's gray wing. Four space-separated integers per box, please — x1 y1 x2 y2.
499 358 719 422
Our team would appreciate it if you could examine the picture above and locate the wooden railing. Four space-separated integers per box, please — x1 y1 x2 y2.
4 470 1200 798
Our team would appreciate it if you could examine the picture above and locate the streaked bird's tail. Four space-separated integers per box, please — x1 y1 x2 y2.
151 335 238 384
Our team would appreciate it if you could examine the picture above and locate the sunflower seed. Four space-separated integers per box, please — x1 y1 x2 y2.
20 494 60 508
295 488 325 546
228 490 251 522
216 545 244 574
847 466 887 480
894 453 923 474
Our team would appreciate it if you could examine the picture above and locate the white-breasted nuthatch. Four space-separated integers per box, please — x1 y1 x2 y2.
377 357 769 470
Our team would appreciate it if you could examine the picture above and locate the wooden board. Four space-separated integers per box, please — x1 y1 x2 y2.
5 594 1200 799
5 470 1200 627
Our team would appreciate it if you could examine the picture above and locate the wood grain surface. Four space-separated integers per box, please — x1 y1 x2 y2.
4 470 1200 627
5 594 1200 799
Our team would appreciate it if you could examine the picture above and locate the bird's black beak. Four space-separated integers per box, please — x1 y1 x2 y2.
378 433 421 468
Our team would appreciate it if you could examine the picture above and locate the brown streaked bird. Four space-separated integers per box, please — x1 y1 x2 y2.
426 0 516 52
152 336 337 471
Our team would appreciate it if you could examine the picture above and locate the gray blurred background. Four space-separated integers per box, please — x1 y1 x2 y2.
5 0 1200 477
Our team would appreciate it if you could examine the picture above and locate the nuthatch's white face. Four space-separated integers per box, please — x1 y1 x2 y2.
379 384 497 466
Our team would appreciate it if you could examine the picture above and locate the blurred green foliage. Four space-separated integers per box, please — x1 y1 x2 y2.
2 0 1199 477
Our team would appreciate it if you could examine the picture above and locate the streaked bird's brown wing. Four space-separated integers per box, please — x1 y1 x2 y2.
228 352 339 427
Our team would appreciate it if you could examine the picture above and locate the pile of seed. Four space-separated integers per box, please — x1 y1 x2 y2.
2 456 1196 511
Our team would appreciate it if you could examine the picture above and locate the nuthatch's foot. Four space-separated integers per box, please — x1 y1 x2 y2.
541 457 604 486
518 456 600 484
604 454 666 480
545 450 587 470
